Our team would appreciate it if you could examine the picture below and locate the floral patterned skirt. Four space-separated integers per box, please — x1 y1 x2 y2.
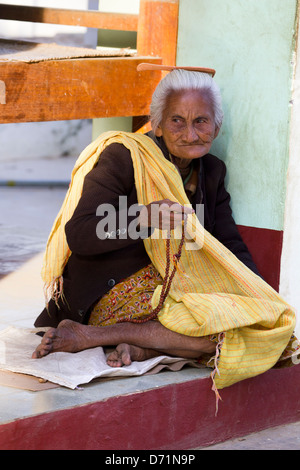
88 263 163 326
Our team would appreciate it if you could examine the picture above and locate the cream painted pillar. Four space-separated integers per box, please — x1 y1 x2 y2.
280 4 300 337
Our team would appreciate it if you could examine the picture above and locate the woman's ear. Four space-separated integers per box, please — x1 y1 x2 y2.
155 125 163 137
214 126 220 139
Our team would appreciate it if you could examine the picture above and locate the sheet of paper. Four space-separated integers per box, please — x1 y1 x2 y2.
0 326 199 389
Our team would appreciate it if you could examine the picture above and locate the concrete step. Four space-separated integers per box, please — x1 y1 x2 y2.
0 360 299 450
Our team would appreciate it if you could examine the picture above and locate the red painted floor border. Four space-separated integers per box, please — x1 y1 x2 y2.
0 364 299 450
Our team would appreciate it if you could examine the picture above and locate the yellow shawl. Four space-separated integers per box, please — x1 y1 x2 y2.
41 131 296 391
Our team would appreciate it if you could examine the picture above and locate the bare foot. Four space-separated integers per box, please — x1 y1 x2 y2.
106 343 161 367
32 319 91 358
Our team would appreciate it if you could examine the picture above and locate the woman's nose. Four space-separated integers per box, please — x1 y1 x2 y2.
183 124 198 143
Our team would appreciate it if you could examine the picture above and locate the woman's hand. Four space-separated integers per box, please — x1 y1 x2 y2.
138 199 194 231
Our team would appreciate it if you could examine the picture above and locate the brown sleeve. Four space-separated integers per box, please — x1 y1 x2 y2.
65 143 148 256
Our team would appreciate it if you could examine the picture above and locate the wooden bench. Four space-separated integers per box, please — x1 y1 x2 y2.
0 1 179 124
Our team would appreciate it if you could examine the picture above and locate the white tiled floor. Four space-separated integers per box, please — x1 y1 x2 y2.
0 252 45 332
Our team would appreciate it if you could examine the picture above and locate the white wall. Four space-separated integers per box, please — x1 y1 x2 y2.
0 0 90 42
0 120 92 161
97 0 139 14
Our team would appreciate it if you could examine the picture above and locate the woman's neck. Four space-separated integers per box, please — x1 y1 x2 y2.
171 155 193 170
169 154 193 185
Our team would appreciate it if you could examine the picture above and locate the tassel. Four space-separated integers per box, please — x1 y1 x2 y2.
43 275 64 310
210 332 225 416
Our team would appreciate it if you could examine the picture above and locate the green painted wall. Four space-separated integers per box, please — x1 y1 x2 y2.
177 0 298 230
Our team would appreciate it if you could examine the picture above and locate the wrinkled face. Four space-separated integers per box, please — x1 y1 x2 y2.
155 89 220 161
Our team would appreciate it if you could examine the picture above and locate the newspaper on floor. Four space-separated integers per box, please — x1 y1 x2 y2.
0 326 201 389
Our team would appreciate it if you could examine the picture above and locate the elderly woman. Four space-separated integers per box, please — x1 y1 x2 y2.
32 67 268 369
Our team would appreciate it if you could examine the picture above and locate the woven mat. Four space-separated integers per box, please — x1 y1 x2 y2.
0 38 136 63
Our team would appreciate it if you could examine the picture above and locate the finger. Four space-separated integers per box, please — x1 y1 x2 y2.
182 205 195 215
161 213 184 230
166 203 195 215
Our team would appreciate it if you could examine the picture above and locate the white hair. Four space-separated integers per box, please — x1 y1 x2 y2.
150 69 224 134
